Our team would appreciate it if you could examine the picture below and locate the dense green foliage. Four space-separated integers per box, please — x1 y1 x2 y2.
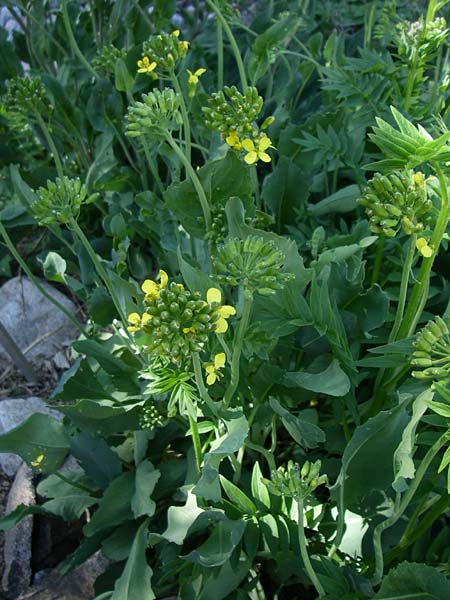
1 0 450 598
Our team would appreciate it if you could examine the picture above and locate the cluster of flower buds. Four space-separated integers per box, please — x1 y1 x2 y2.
32 177 98 225
128 272 235 366
125 88 182 141
358 170 431 237
213 236 294 295
92 44 127 74
203 86 263 138
140 400 166 429
141 29 189 73
3 76 48 125
396 17 448 64
411 316 450 381
264 460 327 501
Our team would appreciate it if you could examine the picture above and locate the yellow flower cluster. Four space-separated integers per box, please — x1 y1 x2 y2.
225 132 275 165
137 56 157 74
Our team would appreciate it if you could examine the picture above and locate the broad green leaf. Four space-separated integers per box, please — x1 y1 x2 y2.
71 431 122 488
0 413 69 474
162 488 203 545
72 340 135 374
177 248 217 297
37 472 97 520
309 185 360 216
283 359 351 397
52 358 114 401
220 475 257 515
131 460 160 518
114 58 134 93
374 561 450 599
269 398 325 449
102 522 141 561
0 504 46 531
59 400 140 435
84 472 134 536
43 251 67 283
251 462 270 508
182 518 246 567
393 389 433 492
111 519 155 600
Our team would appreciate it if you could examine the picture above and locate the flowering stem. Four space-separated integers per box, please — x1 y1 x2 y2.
217 20 224 90
192 352 218 417
188 415 202 475
61 0 99 80
170 70 192 164
0 220 88 336
34 113 64 178
372 431 447 585
222 291 253 409
297 498 325 597
141 138 165 196
370 235 385 286
389 233 417 343
205 0 248 92
165 135 211 231
396 164 449 340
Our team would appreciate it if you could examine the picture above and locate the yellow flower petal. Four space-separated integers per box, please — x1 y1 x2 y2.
258 152 271 163
141 313 152 325
218 305 236 318
215 317 228 334
128 312 141 325
241 138 255 152
258 135 272 151
206 372 217 385
205 364 215 374
214 352 226 368
244 151 258 165
207 287 222 304
141 279 159 298
159 269 168 288
195 68 207 77
173 29 180 37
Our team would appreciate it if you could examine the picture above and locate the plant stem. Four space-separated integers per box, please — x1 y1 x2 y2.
372 432 447 585
0 321 37 383
188 415 202 475
170 70 192 164
205 0 248 91
192 352 218 417
297 498 325 597
396 165 449 340
217 20 224 90
389 234 417 342
222 291 253 408
61 0 99 79
371 235 385 286
34 113 64 178
141 138 165 196
245 440 276 472
69 219 129 333
165 135 211 231
0 221 88 336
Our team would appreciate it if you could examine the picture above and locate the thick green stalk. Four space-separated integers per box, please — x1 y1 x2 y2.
372 432 447 585
297 498 325 597
205 0 248 91
389 234 417 343
0 221 88 336
222 291 253 408
192 352 218 417
396 165 449 340
165 135 211 231
188 415 202 475
170 71 192 164
370 235 385 286
61 0 99 79
35 113 64 178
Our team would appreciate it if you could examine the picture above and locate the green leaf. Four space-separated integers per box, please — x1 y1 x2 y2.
220 476 257 515
102 522 141 561
111 519 155 600
0 413 69 474
71 431 122 488
177 248 217 297
374 561 450 599
182 517 246 567
161 488 203 545
72 340 135 375
0 504 46 531
88 287 117 326
283 358 351 397
59 400 140 436
38 472 97 521
131 460 160 518
331 406 409 515
114 58 134 93
251 462 270 508
269 398 325 449
84 472 134 536
393 389 434 492
52 358 114 401
309 185 360 216
43 251 67 283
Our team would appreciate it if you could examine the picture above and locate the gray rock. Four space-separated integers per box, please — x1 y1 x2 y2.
2 462 35 599
0 397 62 477
17 552 109 600
0 276 77 364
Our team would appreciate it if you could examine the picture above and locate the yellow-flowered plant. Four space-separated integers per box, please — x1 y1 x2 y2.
225 132 242 150
241 133 274 165
416 237 433 258
137 56 157 74
187 68 206 97
141 269 168 300
204 352 226 385
142 29 189 72
127 312 152 332
206 288 236 333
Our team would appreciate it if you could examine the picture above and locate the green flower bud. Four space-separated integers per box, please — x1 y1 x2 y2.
32 177 98 225
125 88 182 141
411 315 450 381
142 29 190 72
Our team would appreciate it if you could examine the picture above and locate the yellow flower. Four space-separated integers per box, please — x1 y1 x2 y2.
179 40 190 52
141 269 168 300
31 453 45 469
127 312 152 332
416 237 433 258
137 56 157 74
225 132 242 150
207 288 236 333
187 68 206 85
205 352 226 385
183 325 196 334
241 134 274 164
173 30 180 37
